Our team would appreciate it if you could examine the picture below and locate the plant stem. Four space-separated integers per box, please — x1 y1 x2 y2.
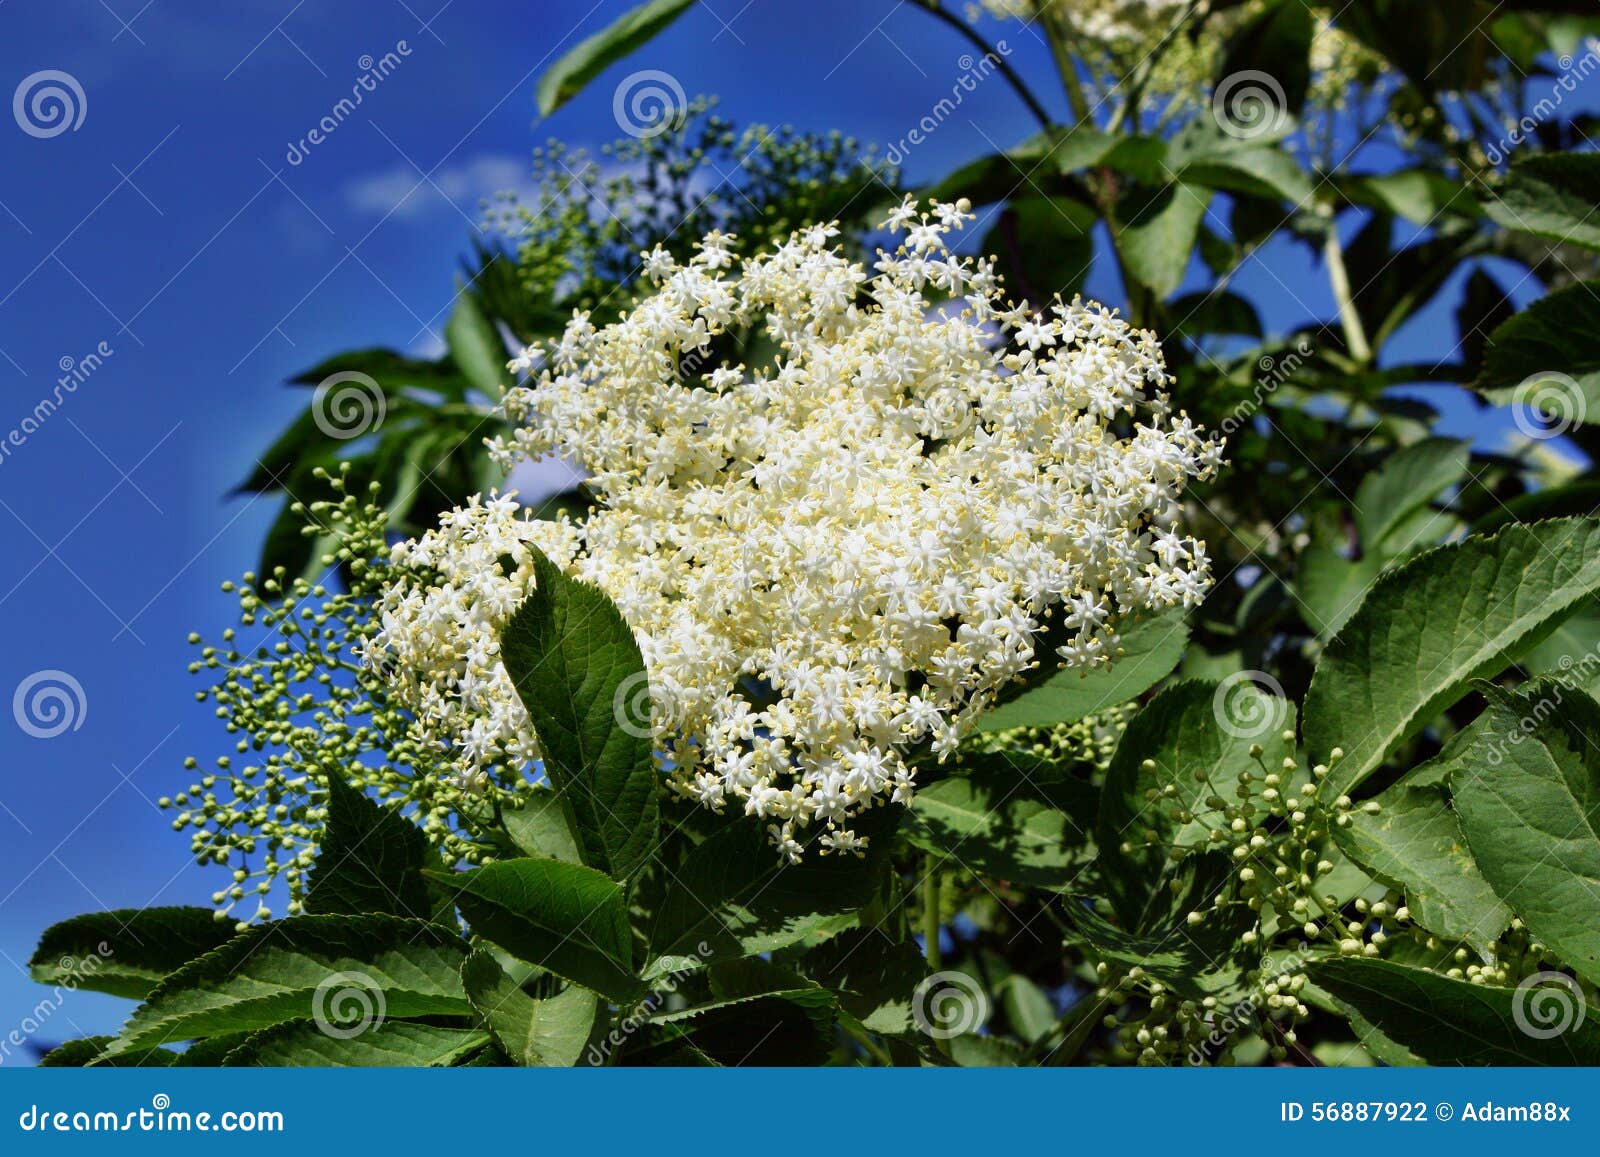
922 852 943 970
911 1 1055 131
1322 221 1372 364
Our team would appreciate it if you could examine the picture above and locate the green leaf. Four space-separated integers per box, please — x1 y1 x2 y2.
1058 892 1255 1003
978 607 1189 732
645 814 894 973
39 1038 177 1067
1333 771 1510 956
996 973 1056 1044
800 929 926 1035
1309 957 1600 1064
1166 119 1314 207
1168 289 1263 339
461 949 599 1066
429 859 639 1003
223 1021 489 1067
1216 0 1313 116
1483 153 1600 252
29 908 239 1001
646 983 836 1066
1338 168 1477 225
304 774 441 922
536 0 697 116
1305 519 1600 795
920 127 1111 205
104 916 470 1056
445 292 511 397
500 548 660 880
1452 680 1600 986
1097 679 1295 924
1117 183 1209 298
500 786 583 863
982 195 1096 303
902 751 1098 887
1474 280 1600 423
1353 437 1469 555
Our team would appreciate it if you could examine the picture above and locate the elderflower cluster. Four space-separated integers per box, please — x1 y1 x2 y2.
375 197 1219 859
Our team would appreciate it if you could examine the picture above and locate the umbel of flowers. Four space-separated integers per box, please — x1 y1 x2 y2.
374 197 1221 859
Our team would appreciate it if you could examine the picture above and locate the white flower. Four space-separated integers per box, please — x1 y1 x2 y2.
374 196 1219 857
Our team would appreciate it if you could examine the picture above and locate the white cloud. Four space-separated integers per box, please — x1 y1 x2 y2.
343 153 533 221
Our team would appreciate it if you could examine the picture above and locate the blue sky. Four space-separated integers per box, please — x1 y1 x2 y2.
0 0 1554 1056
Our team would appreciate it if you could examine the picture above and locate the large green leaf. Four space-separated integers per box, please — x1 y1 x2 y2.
1333 769 1510 956
644 814 893 975
1310 957 1600 1065
29 908 239 1001
500 549 660 880
977 607 1188 732
1452 680 1600 987
901 751 1098 887
1483 153 1600 252
223 1021 489 1066
1305 519 1600 795
1474 280 1600 424
429 859 639 1003
1117 183 1209 298
461 949 600 1066
536 0 697 116
304 774 441 922
103 917 470 1056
